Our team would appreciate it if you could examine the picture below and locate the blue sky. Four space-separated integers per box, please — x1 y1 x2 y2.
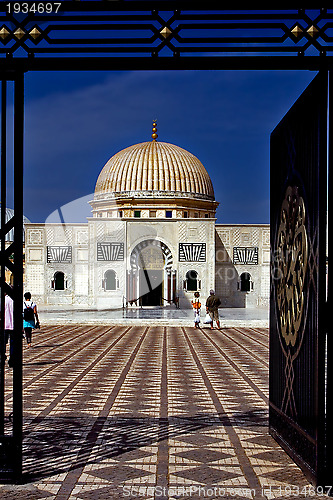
22 69 315 224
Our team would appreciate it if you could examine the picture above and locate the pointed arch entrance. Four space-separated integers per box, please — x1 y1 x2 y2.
127 239 176 307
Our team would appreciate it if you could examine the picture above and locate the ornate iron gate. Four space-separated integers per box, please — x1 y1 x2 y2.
270 72 328 485
0 3 332 484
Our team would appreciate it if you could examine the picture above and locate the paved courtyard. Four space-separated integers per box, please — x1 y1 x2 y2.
37 306 269 327
0 324 326 499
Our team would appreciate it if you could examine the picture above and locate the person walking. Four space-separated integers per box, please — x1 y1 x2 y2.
3 291 14 366
23 292 40 348
206 289 221 330
191 292 201 328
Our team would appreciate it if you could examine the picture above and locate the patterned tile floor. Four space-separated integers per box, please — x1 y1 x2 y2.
0 325 328 499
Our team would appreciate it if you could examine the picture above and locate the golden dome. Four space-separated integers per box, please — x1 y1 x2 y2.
94 140 215 201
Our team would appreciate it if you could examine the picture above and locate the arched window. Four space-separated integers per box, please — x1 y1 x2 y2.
53 271 65 290
185 270 200 292
103 270 118 291
239 272 253 292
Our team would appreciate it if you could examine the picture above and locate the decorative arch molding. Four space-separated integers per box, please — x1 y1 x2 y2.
130 239 173 271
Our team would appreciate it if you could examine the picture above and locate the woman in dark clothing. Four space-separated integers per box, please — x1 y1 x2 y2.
23 292 40 347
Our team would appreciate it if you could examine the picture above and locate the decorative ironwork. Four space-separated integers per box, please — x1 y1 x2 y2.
29 27 42 40
0 26 10 40
97 242 124 261
47 245 72 263
275 186 308 348
291 24 304 39
0 3 331 486
233 247 258 265
179 243 206 262
0 6 332 70
270 72 328 485
160 26 172 39
307 25 319 37
13 28 25 40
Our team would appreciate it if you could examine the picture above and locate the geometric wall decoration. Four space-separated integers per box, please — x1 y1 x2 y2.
47 246 72 263
233 246 258 265
97 242 124 261
179 243 206 262
27 229 43 245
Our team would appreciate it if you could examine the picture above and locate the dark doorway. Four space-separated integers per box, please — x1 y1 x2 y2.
186 270 198 292
54 271 65 291
138 243 165 306
104 270 117 291
139 269 163 306
240 272 251 292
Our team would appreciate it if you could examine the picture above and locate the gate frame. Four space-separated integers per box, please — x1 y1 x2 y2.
0 71 24 482
0 3 332 484
269 71 329 485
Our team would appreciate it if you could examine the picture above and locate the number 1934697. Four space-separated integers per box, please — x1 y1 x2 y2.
6 2 62 14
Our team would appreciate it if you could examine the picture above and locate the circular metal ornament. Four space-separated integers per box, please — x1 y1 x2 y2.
275 185 308 351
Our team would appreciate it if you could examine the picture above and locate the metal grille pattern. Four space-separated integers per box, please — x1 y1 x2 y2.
97 242 124 261
47 245 72 263
233 247 258 265
179 243 206 262
0 6 333 70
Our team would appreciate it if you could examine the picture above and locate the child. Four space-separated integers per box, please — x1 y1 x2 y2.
191 292 201 329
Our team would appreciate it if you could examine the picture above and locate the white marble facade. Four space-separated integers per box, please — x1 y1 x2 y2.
215 224 270 308
24 220 269 309
24 129 270 309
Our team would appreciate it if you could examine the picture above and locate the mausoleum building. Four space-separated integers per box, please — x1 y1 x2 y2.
24 124 270 309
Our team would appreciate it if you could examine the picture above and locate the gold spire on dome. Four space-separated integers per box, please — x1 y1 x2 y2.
151 121 158 141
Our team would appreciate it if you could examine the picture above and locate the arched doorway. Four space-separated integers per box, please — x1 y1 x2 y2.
53 271 65 291
185 270 199 292
128 239 174 307
139 245 164 306
239 272 252 292
103 270 117 291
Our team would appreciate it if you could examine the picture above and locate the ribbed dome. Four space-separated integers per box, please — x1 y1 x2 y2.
94 140 215 200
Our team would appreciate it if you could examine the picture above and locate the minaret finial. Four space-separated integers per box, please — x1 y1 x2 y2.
151 120 158 141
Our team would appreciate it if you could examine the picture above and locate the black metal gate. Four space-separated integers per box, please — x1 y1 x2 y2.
270 72 329 485
0 73 24 482
0 3 332 485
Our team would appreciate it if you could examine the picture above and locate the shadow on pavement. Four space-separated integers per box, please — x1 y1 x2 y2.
22 409 267 482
